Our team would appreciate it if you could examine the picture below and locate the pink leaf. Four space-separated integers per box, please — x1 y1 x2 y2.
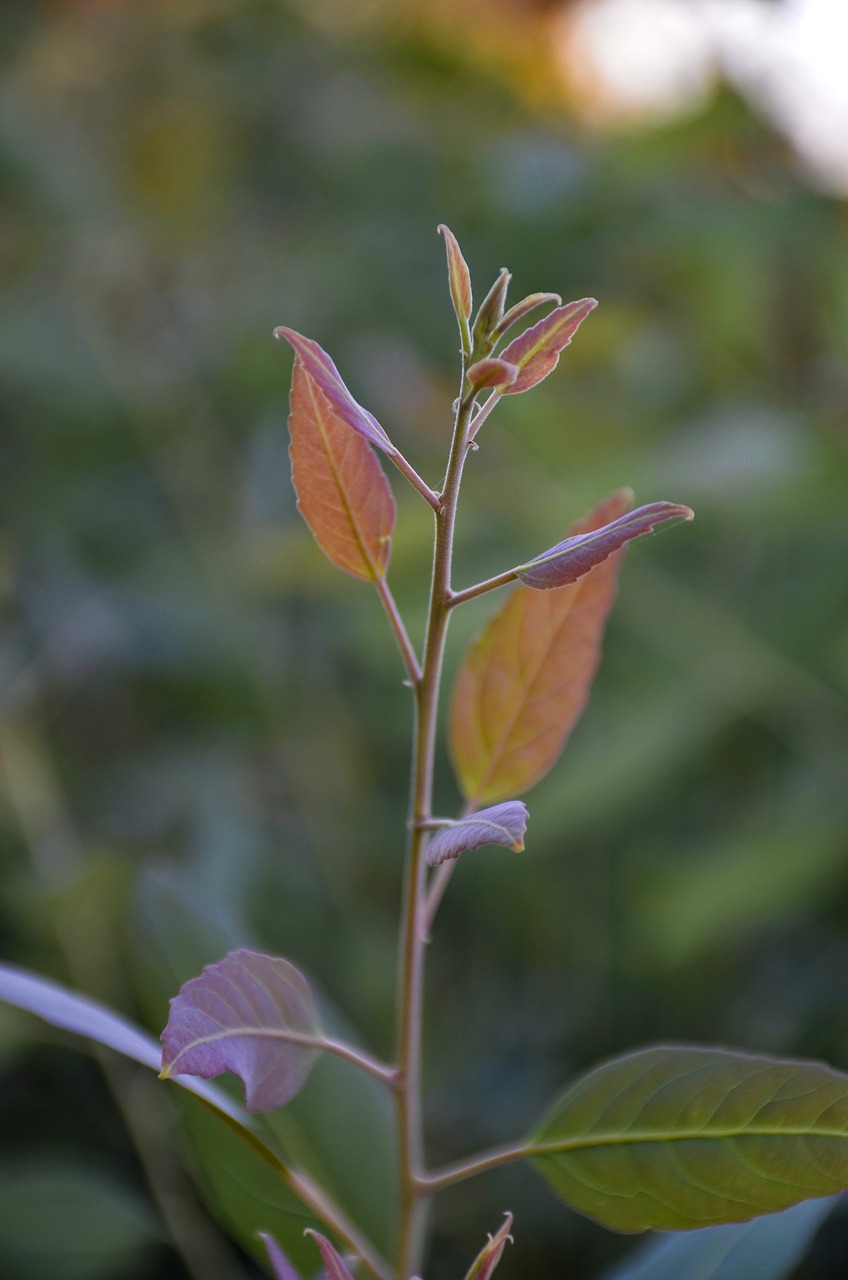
517 501 694 590
464 1213 514 1280
500 298 597 394
466 358 519 390
492 292 561 342
305 1231 356 1280
161 949 320 1113
439 223 473 339
260 1233 304 1280
274 328 395 455
425 802 529 867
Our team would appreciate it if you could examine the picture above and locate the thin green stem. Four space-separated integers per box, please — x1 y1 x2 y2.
394 377 477 1279
375 575 423 686
418 1141 531 1195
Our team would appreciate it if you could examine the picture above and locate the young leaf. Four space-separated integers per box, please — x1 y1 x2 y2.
275 328 395 455
472 268 511 347
491 292 562 343
464 1213 514 1280
0 960 244 1122
439 224 473 352
604 1198 837 1280
516 501 694 590
449 490 631 807
466 358 519 390
305 1230 356 1280
530 1044 848 1233
260 1232 304 1280
425 801 529 867
161 949 321 1113
500 297 597 394
288 358 396 581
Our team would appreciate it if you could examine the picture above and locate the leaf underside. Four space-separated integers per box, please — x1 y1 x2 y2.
425 801 529 867
531 1044 848 1233
161 949 320 1113
289 359 395 581
449 490 632 806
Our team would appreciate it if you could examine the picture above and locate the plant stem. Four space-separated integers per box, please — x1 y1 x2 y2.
418 1141 531 1196
390 451 442 512
394 379 477 1279
163 1029 396 1089
375 575 423 685
288 1169 393 1280
447 566 518 608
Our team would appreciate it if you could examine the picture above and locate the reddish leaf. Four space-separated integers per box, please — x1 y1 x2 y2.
275 328 395 455
305 1231 356 1280
500 298 597 394
288 358 395 581
425 802 529 867
517 501 694 590
464 1213 514 1280
492 292 561 342
260 1233 303 1280
466 358 519 390
161 949 320 1113
439 224 473 344
449 491 631 806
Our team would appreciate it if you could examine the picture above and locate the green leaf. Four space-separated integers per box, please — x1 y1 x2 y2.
0 1159 163 1280
531 1045 848 1232
604 1197 836 1280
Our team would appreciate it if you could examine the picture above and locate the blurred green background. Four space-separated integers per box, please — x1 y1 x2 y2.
1 1 846 1278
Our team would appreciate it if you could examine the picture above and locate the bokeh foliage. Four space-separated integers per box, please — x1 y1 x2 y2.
0 2 846 1278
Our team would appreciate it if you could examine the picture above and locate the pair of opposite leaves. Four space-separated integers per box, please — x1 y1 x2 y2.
276 306 691 862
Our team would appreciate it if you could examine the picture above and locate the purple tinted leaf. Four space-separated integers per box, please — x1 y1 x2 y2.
274 328 395 456
517 502 694 590
260 1233 304 1280
425 802 529 867
0 961 244 1121
500 298 597 394
492 292 562 342
305 1231 356 1280
466 358 519 390
464 1214 514 1280
161 949 321 1113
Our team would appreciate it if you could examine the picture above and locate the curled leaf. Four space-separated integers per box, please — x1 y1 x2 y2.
425 802 529 867
439 224 473 350
161 949 321 1113
305 1231 356 1280
492 292 562 342
517 501 694 590
275 328 395 455
531 1044 848 1233
450 490 631 806
260 1233 303 1280
288 358 395 581
464 1213 514 1280
466 358 519 390
472 268 511 346
500 297 597 394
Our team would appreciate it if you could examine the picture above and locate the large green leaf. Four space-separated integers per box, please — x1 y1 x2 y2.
604 1197 837 1280
531 1045 848 1232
